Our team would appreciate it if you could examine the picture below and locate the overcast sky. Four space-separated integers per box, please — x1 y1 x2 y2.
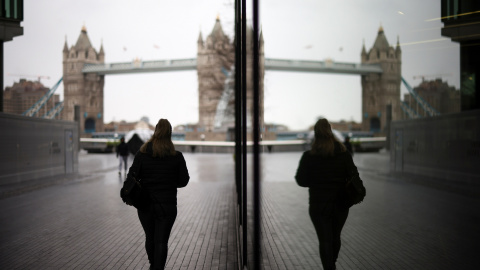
4 0 460 130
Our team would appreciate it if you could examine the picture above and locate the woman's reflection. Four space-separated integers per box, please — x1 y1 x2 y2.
295 118 359 270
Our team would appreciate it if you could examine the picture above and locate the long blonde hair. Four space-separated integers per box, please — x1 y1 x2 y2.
310 118 346 157
140 118 176 157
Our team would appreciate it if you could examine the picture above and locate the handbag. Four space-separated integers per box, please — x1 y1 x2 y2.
345 172 366 207
120 156 150 209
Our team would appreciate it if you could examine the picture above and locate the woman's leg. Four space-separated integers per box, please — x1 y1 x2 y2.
118 157 123 173
310 203 336 270
332 206 349 264
138 205 155 267
153 204 177 270
122 156 128 172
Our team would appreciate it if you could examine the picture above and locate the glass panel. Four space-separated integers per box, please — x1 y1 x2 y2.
3 1 478 269
259 1 477 269
5 0 11 18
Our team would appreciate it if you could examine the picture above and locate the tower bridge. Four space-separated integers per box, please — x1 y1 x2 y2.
61 19 402 137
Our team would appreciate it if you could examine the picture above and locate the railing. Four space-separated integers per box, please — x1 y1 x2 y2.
351 137 386 152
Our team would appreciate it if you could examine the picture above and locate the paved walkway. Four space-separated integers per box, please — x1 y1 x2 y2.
260 152 480 269
1 151 479 269
0 152 237 270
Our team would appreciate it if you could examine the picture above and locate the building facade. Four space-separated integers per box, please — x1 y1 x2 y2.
441 0 480 111
403 79 460 117
62 26 105 134
361 26 402 134
4 79 60 118
104 120 154 133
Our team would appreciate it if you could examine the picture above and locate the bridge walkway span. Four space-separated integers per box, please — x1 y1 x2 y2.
82 58 383 75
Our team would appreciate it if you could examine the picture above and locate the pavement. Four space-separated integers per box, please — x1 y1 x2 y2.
260 151 480 269
0 152 237 270
0 150 479 269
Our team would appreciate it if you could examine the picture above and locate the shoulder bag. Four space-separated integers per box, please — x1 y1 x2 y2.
120 155 150 209
344 157 366 207
345 172 366 207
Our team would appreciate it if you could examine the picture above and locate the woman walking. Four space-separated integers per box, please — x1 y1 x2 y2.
127 119 189 270
295 118 358 270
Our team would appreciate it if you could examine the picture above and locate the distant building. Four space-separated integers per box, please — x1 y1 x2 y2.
3 79 61 118
104 120 154 133
402 79 460 118
305 120 362 133
329 120 363 133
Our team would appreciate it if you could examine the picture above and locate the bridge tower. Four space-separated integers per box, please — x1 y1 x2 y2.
361 26 402 134
197 17 264 136
197 17 235 133
62 26 105 134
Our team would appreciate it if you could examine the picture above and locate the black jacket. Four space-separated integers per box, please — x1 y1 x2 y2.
295 142 358 204
127 143 189 205
116 142 129 157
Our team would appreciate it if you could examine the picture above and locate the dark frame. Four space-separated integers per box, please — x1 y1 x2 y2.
234 0 261 269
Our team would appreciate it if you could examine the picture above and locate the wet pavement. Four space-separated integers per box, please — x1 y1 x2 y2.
0 151 237 270
0 150 479 269
261 151 480 269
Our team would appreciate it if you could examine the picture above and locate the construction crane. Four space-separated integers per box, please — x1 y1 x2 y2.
7 73 51 83
22 77 63 117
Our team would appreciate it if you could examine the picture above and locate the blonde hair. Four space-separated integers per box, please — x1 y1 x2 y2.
310 118 346 157
140 118 176 157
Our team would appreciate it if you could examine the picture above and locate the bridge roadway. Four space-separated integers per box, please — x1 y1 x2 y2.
0 150 479 269
82 58 383 75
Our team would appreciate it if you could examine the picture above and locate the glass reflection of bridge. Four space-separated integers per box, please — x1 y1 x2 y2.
82 58 383 75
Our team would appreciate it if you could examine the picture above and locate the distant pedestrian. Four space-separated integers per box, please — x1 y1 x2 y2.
116 137 129 175
127 118 190 270
344 136 354 156
295 118 359 270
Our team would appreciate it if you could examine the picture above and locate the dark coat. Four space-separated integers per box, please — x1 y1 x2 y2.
295 142 358 204
127 142 189 205
116 142 130 157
